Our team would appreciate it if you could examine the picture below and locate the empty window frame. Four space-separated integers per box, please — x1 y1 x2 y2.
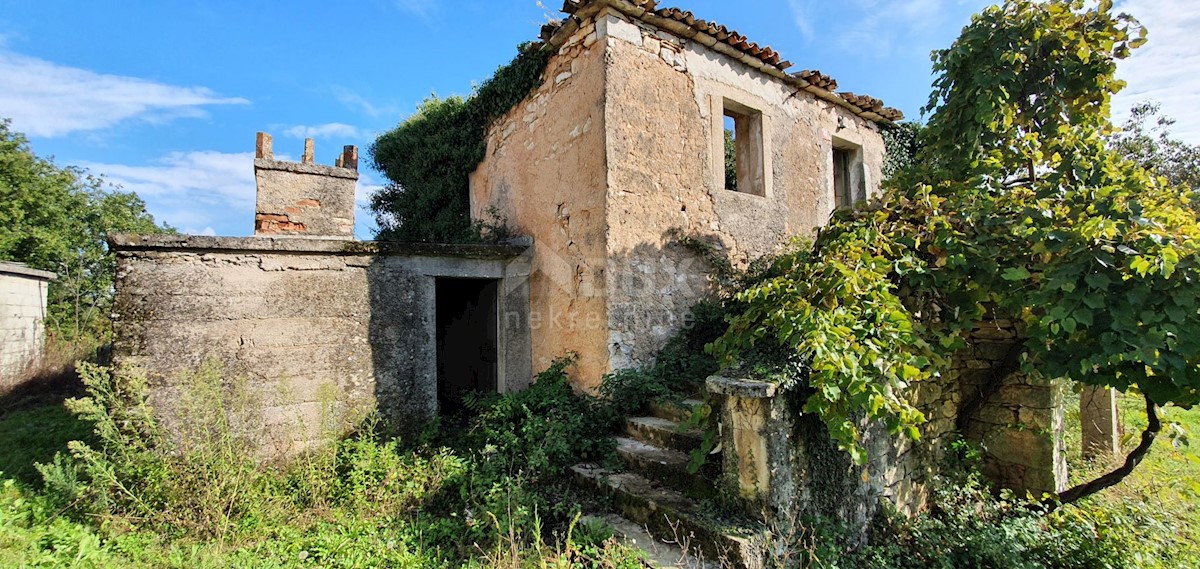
832 141 865 208
722 99 766 196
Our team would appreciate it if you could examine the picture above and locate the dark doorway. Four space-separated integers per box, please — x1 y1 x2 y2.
435 278 499 414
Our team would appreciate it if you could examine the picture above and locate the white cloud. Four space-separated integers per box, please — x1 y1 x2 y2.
832 0 952 57
783 0 973 61
393 0 436 19
0 50 248 138
332 87 403 120
355 170 383 239
83 150 382 238
787 0 816 42
282 123 363 139
81 151 257 235
1113 0 1200 145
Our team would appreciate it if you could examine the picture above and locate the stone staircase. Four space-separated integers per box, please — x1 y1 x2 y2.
572 398 769 568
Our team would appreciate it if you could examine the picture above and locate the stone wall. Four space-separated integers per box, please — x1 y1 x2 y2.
879 320 1065 514
0 263 54 385
111 235 531 456
469 21 610 389
956 321 1067 496
253 133 359 238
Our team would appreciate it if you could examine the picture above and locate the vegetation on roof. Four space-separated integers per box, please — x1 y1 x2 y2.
369 43 552 243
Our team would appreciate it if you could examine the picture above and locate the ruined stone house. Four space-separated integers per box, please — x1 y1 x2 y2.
110 0 1070 547
471 0 901 388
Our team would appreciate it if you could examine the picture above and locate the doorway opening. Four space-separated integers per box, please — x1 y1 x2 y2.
435 278 499 415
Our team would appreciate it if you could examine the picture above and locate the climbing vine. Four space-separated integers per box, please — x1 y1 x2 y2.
712 0 1198 509
369 42 552 242
879 122 922 181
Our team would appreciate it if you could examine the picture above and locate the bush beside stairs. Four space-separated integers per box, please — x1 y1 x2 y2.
572 398 770 568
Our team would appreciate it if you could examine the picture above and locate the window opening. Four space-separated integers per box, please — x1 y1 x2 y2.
723 115 738 192
833 147 852 208
722 100 765 196
832 140 866 208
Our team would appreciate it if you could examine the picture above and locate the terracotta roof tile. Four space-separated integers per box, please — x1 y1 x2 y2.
552 0 903 122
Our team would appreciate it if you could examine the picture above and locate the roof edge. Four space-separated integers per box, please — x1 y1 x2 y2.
0 262 56 281
546 0 903 124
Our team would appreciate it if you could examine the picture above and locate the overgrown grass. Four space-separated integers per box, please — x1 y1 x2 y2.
0 357 646 568
808 396 1200 568
1060 392 1200 566
3 351 1197 567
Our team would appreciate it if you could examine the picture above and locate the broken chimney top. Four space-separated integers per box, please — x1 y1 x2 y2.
254 132 358 239
255 132 358 171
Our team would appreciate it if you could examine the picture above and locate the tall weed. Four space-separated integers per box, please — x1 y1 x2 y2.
28 355 624 565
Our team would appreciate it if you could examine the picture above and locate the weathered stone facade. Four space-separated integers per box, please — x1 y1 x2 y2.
0 262 54 384
112 235 532 455
470 1 887 387
470 32 612 389
106 0 1067 530
467 0 1065 521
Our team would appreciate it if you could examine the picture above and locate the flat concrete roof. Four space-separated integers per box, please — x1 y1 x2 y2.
108 234 531 260
0 261 56 281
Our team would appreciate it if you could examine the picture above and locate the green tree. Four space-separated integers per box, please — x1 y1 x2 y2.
1111 101 1200 191
712 0 1195 508
0 120 170 343
370 44 551 242
724 128 737 191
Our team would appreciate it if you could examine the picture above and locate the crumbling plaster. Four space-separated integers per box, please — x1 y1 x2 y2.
253 134 359 239
470 21 611 388
706 319 1067 534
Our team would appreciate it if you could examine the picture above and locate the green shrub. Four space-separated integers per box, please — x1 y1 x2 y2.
370 43 551 242
798 444 1179 569
30 355 630 565
462 355 616 480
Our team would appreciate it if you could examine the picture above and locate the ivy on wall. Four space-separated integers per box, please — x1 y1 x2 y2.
369 43 553 243
879 122 922 181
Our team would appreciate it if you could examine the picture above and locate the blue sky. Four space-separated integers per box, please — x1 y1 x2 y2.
2 0 1196 238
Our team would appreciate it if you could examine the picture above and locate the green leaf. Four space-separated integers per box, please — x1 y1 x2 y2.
1084 273 1112 290
1061 318 1077 334
1002 267 1031 281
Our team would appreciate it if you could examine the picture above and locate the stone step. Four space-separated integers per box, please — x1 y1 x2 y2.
572 464 767 569
625 416 707 454
578 513 720 569
614 436 715 498
647 398 707 424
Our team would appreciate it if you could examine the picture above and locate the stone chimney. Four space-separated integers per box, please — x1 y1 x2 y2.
253 132 359 238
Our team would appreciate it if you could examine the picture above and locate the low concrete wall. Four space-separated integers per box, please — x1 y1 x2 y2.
0 262 55 385
110 235 532 456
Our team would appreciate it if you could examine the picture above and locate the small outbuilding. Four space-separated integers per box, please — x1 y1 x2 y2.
0 262 55 386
